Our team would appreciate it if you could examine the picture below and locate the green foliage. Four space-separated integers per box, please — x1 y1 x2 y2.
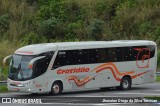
153 27 160 45
26 0 38 5
95 0 117 21
156 76 160 82
0 67 8 81
0 14 9 35
38 18 59 38
89 19 105 40
138 21 152 35
0 85 8 93
1 0 160 72
157 50 160 68
65 21 83 40
22 32 47 44
37 0 83 22
145 96 160 101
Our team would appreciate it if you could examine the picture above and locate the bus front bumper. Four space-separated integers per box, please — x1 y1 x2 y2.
7 79 33 93
7 84 32 93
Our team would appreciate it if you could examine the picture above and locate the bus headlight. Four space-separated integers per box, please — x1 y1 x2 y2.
17 84 25 87
28 89 31 91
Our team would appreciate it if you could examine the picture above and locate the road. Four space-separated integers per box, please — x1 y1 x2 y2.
0 82 160 106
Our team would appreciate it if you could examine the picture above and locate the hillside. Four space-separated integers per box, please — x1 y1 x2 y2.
0 0 160 66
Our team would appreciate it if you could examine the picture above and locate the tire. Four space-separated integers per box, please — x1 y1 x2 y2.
50 82 62 95
120 77 131 90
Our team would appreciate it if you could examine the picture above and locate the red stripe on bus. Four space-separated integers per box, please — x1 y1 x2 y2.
16 51 33 54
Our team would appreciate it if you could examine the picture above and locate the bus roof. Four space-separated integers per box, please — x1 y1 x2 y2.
15 40 156 55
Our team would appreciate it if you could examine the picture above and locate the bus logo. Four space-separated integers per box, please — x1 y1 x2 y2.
57 67 90 74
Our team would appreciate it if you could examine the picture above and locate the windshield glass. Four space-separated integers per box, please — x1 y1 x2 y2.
8 54 35 81
8 51 54 81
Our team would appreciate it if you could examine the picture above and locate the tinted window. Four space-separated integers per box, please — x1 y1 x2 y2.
52 45 155 69
53 50 89 69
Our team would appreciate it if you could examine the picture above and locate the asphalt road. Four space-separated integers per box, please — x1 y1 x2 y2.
0 82 160 106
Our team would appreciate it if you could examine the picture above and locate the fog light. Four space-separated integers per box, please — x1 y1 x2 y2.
28 89 31 91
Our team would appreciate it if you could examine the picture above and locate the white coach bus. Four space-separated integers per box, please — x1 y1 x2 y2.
3 40 157 95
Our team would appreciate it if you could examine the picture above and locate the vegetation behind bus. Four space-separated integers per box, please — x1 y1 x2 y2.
1 0 160 79
0 85 8 93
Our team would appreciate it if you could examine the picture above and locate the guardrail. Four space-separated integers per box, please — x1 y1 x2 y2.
0 81 7 85
157 72 160 76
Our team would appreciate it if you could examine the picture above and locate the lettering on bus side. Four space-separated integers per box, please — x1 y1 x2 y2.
57 67 90 74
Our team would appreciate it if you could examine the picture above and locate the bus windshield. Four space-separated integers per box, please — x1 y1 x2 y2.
8 51 54 81
8 54 35 81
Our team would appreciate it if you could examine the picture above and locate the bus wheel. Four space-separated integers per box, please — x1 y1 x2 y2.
51 82 62 95
120 77 131 90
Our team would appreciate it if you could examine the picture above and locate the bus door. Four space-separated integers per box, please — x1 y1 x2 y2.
29 52 54 92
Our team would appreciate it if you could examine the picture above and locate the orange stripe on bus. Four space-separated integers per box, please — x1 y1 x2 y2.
91 62 134 76
66 63 150 87
95 67 121 81
66 76 91 86
131 71 150 79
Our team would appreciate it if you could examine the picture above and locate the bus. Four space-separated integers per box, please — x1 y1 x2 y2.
3 40 157 95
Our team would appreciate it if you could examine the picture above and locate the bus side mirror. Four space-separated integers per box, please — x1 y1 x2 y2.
28 56 46 69
3 55 12 67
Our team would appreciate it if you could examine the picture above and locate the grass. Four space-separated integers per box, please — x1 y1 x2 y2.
0 67 8 81
0 85 8 93
144 97 160 102
0 40 21 67
156 76 160 82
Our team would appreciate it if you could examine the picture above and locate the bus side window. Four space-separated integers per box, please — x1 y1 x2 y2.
116 47 124 62
88 49 98 63
106 48 116 62
53 50 89 69
148 45 155 58
76 49 89 64
53 51 66 69
124 47 136 61
97 48 107 63
66 50 77 65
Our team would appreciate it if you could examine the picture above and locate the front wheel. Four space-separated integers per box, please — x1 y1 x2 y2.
120 77 131 90
50 82 62 95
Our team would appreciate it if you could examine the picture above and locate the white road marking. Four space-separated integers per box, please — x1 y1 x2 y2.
61 95 122 97
40 102 123 106
117 92 160 96
149 90 160 91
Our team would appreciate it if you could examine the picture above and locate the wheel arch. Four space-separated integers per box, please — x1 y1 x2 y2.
52 80 63 90
121 75 132 85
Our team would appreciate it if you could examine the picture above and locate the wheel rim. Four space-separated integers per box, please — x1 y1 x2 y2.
53 84 59 94
123 80 129 89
